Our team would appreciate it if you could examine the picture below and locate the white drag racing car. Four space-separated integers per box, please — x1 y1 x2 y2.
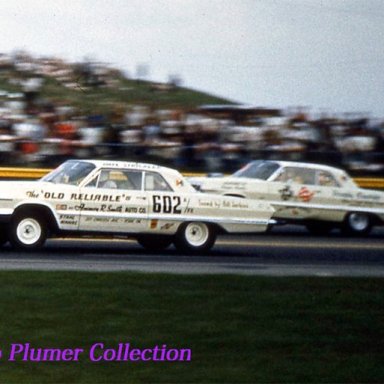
191 160 384 235
0 160 274 252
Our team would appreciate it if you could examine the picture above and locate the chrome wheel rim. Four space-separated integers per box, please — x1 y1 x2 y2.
17 218 42 245
349 213 369 231
185 222 209 247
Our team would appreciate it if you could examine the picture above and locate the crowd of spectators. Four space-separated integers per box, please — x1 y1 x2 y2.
1 51 384 175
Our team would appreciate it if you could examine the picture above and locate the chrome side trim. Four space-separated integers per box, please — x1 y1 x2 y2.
147 214 274 226
78 210 273 226
273 201 384 215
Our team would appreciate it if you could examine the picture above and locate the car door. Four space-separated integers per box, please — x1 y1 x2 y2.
77 169 148 234
267 166 318 219
144 171 184 233
268 166 346 221
309 169 346 221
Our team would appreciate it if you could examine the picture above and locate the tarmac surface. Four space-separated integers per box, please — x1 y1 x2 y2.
0 226 383 277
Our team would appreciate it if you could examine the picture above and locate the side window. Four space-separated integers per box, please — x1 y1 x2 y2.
274 167 315 185
316 171 339 187
96 169 142 190
145 172 172 192
85 175 98 188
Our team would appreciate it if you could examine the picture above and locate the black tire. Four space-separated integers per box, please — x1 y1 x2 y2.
342 212 372 236
137 235 173 251
305 222 333 235
9 212 48 250
0 225 9 246
174 222 216 253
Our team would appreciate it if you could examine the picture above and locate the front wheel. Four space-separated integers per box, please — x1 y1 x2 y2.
174 222 216 253
9 213 47 250
342 212 372 236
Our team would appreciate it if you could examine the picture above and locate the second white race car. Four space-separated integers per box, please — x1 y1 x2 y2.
191 160 384 235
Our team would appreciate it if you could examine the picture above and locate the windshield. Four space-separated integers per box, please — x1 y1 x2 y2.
41 161 95 185
233 161 279 180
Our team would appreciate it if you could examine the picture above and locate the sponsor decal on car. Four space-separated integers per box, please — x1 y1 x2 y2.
279 185 293 201
297 187 315 202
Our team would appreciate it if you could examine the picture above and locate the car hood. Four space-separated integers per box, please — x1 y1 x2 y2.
0 180 40 192
0 180 70 199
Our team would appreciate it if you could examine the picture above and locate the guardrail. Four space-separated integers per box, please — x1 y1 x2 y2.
0 167 50 179
1 167 384 189
353 178 384 189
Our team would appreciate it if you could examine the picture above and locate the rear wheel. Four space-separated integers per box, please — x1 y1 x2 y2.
9 212 47 250
342 212 372 236
137 235 173 251
174 222 216 253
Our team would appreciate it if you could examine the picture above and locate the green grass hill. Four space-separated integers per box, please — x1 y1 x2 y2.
0 66 235 115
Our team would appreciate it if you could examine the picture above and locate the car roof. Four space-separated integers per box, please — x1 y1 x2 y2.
245 160 357 187
260 160 347 175
76 159 180 174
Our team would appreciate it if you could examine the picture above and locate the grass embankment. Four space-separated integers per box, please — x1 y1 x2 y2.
0 272 383 383
0 70 233 113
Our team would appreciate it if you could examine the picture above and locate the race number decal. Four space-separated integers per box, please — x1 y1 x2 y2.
153 195 182 214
